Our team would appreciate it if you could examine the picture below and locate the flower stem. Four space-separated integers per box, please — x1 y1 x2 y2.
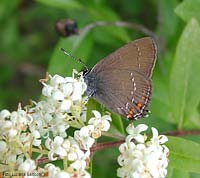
90 140 125 153
90 129 200 153
102 132 125 140
165 130 200 136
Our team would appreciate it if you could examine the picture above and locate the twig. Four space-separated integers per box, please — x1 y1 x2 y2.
79 21 158 41
165 130 200 137
36 129 200 165
90 129 200 153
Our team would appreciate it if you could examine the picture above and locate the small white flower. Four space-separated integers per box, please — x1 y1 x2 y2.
151 127 168 145
57 171 70 178
16 154 24 166
61 83 73 96
80 170 91 178
74 125 95 150
0 140 7 152
71 82 84 101
50 75 65 86
91 110 101 118
60 99 72 111
66 138 87 161
88 110 112 139
42 85 53 97
45 163 61 177
0 109 11 119
31 130 41 146
126 123 148 143
101 115 112 131
8 128 18 138
0 106 32 140
18 159 36 172
6 154 17 164
20 133 32 149
70 159 86 170
4 120 12 128
65 77 75 83
52 90 65 100
46 136 68 160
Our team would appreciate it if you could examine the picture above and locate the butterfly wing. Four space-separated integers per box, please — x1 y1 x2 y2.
89 69 152 119
84 37 157 119
90 37 157 79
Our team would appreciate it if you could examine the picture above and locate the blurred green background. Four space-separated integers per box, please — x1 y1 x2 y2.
0 0 200 177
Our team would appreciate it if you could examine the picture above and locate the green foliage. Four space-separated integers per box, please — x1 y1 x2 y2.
175 0 200 23
166 136 200 173
1 0 200 177
36 0 83 10
48 31 93 75
170 19 200 129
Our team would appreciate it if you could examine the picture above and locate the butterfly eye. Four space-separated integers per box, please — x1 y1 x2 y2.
83 69 90 76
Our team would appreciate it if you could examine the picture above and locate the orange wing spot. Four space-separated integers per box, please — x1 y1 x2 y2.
127 108 134 119
127 114 133 119
141 96 145 100
129 108 134 114
137 103 142 109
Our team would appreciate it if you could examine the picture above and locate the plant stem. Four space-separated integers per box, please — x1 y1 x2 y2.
79 21 158 41
90 129 200 153
165 130 200 137
36 129 200 164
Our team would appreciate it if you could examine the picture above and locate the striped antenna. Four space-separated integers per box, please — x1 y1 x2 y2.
60 48 89 71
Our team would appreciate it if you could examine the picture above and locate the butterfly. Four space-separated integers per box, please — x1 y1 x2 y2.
83 37 157 120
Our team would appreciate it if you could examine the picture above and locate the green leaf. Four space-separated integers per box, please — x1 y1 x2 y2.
170 18 200 129
158 0 181 46
48 31 93 75
166 136 200 173
151 71 171 122
87 6 130 43
166 167 190 178
109 112 124 135
36 0 83 10
190 172 200 178
175 0 200 24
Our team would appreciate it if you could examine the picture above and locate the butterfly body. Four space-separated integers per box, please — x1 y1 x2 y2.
83 37 157 120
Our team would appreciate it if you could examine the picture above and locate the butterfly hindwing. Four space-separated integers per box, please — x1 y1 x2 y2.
90 70 152 119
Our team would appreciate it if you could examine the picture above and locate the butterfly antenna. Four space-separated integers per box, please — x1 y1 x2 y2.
60 48 89 71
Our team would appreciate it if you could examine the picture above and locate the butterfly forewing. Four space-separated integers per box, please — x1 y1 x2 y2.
90 37 157 79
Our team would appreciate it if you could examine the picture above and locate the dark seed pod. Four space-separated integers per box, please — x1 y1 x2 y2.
55 19 78 37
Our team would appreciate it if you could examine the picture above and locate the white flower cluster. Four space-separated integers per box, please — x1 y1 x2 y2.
117 124 169 178
41 71 87 112
43 111 111 177
44 136 91 177
29 70 87 138
44 163 90 178
0 71 112 178
0 106 35 166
